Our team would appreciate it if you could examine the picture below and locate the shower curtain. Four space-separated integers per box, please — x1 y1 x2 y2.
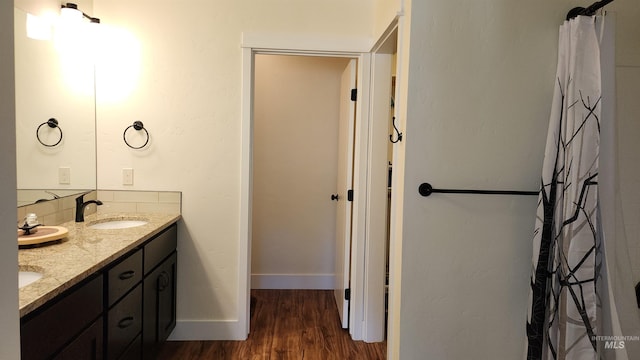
525 14 640 360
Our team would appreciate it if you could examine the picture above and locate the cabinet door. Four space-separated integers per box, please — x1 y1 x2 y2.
53 318 103 360
142 252 177 359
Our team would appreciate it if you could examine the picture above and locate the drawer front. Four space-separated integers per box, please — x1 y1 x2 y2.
108 284 142 360
144 224 177 274
118 334 142 360
53 317 103 360
108 249 143 306
21 274 103 360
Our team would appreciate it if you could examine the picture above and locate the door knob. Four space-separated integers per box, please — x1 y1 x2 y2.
331 194 339 201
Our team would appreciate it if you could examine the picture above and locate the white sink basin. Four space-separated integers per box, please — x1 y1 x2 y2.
19 271 43 288
88 220 148 230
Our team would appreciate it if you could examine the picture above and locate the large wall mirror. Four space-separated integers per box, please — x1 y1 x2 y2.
14 6 96 206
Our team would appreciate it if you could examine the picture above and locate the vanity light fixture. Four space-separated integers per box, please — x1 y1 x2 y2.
61 3 100 24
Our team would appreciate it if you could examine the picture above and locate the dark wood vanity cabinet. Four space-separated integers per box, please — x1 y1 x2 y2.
20 223 178 360
109 223 178 360
21 274 104 360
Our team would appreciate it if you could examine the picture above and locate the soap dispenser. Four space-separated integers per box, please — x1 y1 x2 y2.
19 213 41 235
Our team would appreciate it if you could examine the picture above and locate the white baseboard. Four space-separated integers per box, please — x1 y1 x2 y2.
168 275 335 341
168 319 247 341
251 274 335 289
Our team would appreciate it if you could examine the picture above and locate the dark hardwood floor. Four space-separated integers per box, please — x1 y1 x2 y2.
157 289 387 360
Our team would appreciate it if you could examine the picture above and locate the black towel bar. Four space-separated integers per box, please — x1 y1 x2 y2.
418 183 538 197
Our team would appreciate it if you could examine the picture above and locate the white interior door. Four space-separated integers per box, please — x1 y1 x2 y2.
334 59 357 329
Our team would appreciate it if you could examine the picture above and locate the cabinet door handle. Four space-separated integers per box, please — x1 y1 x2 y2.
118 270 136 280
117 316 135 329
157 271 169 292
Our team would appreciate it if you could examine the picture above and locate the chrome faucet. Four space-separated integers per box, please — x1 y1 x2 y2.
75 193 103 222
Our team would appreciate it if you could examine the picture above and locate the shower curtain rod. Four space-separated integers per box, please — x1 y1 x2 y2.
566 0 615 20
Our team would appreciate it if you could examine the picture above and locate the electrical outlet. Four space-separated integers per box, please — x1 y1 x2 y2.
59 167 70 184
123 168 134 185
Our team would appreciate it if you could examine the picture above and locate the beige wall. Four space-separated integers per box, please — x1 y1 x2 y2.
619 68 640 278
613 1 640 280
93 0 374 338
0 0 20 357
393 0 589 358
374 0 401 40
251 55 349 289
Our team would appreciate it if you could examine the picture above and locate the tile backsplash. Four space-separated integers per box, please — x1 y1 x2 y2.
17 191 98 226
17 190 182 227
17 189 93 207
96 190 182 215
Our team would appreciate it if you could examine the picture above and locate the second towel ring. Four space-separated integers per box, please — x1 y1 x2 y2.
36 118 63 147
123 121 149 149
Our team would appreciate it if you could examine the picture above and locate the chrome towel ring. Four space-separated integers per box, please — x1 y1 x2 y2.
123 121 150 149
36 118 63 147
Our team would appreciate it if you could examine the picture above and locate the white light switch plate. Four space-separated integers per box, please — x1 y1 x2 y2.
59 167 70 184
123 168 134 185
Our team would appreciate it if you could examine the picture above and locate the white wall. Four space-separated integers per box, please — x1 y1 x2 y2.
613 1 640 280
93 0 374 339
251 55 349 289
619 68 640 278
374 0 401 41
393 0 584 358
0 0 20 357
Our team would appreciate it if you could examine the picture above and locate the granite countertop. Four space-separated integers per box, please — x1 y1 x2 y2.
18 212 181 317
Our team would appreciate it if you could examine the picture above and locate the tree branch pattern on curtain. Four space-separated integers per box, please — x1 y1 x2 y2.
526 16 602 360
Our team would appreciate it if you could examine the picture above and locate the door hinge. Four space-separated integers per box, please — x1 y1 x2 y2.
347 189 353 202
345 288 351 301
350 88 357 102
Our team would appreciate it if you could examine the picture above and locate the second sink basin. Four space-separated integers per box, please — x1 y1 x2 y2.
88 220 148 230
19 271 43 288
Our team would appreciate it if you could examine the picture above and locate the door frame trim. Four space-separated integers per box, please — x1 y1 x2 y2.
239 33 372 341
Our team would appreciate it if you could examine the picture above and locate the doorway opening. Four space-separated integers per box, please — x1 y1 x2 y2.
251 54 350 289
240 30 399 347
250 54 356 331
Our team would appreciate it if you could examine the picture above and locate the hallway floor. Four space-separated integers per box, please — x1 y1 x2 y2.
157 289 387 359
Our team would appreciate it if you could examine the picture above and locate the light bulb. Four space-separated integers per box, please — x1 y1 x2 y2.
60 3 82 23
